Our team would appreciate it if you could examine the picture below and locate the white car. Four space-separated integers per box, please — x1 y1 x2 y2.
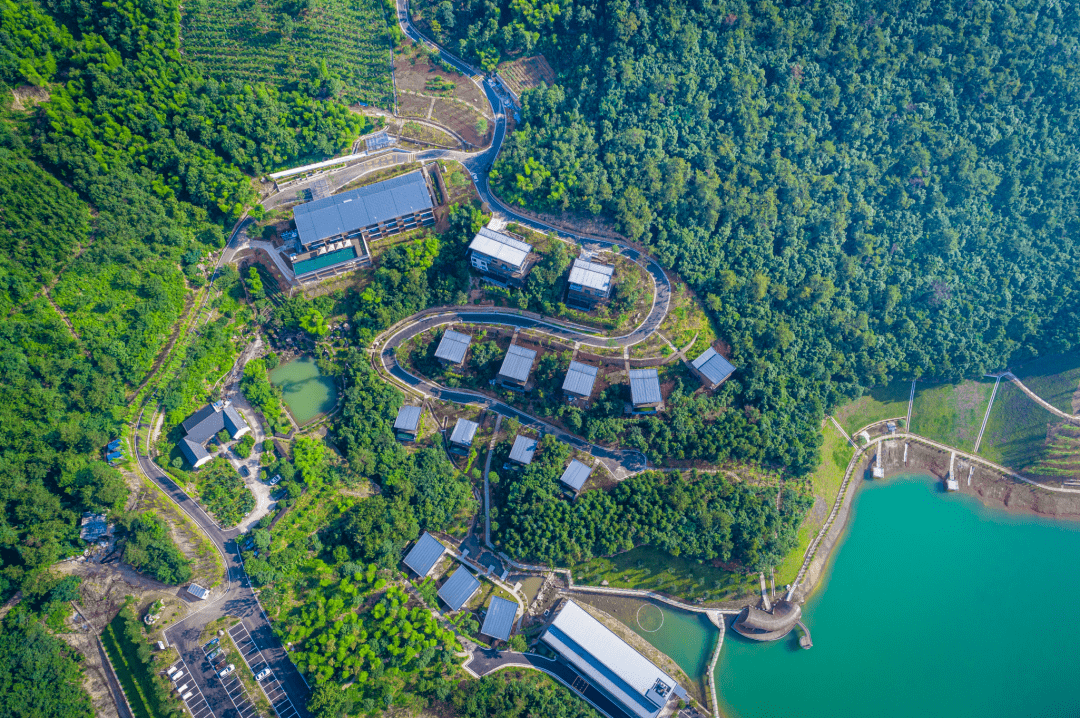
255 668 272 681
218 664 235 678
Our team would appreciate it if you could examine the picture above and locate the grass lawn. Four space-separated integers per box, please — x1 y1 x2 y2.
569 545 756 605
658 281 717 356
834 378 911 436
978 382 1059 471
1012 353 1080 414
100 616 160 718
910 378 996 452
775 422 853 585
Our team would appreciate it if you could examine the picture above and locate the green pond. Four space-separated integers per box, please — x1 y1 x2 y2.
270 357 337 424
585 476 1080 718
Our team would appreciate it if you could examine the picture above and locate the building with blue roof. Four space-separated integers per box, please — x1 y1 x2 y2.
541 600 686 718
438 566 481 611
106 451 124 463
107 438 122 451
287 170 436 282
394 405 423 442
402 532 447 578
628 368 662 410
480 596 518 642
690 347 736 390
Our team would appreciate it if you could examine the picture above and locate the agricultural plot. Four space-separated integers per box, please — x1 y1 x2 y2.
497 54 556 97
431 98 492 146
909 379 995 453
181 0 394 106
395 44 488 112
833 378 911 436
398 93 432 118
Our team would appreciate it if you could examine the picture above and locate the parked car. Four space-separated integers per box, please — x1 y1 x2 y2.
203 638 219 651
268 475 281 486
239 465 250 477
255 668 272 681
206 649 220 661
218 664 235 678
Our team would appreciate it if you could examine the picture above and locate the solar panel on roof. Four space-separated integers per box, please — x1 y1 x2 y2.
437 567 481 610
629 368 662 405
435 330 472 364
559 460 593 491
480 596 517 641
498 344 537 383
562 361 599 397
402 532 447 577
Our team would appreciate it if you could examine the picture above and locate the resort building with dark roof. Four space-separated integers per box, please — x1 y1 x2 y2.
562 361 599 402
402 532 447 578
468 227 533 286
690 347 736 390
559 460 593 493
287 170 435 283
394 406 423 442
628 368 662 410
509 435 537 465
438 567 481 611
566 258 614 308
434 329 472 366
541 600 686 718
480 596 518 642
179 401 250 468
497 344 537 389
449 418 479 454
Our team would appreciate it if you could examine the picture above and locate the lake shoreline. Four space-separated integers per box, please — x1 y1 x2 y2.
796 438 1080 603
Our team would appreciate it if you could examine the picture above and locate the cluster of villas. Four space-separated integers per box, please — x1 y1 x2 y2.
401 532 688 718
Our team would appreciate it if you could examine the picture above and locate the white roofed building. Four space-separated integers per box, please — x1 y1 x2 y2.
566 258 614 308
468 227 533 286
541 600 686 718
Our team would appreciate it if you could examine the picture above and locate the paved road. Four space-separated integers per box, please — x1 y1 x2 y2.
133 411 311 718
466 648 635 718
377 310 648 477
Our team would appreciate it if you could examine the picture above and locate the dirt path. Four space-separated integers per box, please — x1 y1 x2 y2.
56 629 127 718
1004 372 1080 423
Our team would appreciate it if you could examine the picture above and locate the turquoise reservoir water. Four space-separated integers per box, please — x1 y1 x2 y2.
718 475 1080 718
269 357 336 424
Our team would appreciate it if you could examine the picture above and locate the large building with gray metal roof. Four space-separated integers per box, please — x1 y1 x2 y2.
628 368 662 409
438 566 481 611
562 361 599 401
497 344 537 389
402 532 446 577
509 435 537 465
480 596 518 642
434 329 472 366
468 227 533 286
287 170 435 282
690 347 736 390
541 600 685 718
567 258 614 307
559 459 593 492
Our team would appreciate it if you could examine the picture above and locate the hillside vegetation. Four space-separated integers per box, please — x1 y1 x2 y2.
435 0 1080 473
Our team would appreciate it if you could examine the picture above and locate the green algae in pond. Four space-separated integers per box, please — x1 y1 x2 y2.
270 357 337 424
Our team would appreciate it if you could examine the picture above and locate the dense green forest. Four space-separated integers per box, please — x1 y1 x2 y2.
121 510 194 584
0 612 94 718
422 0 1080 473
492 436 811 569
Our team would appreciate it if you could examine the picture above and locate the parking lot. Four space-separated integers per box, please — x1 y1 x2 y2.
228 621 301 718
167 655 214 718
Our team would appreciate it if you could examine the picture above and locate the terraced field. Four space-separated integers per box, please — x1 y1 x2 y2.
181 0 394 106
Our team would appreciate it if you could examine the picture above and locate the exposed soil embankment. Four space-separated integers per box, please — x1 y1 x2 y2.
797 438 1080 601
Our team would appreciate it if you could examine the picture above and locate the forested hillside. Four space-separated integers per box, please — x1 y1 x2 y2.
0 0 371 602
429 0 1080 472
